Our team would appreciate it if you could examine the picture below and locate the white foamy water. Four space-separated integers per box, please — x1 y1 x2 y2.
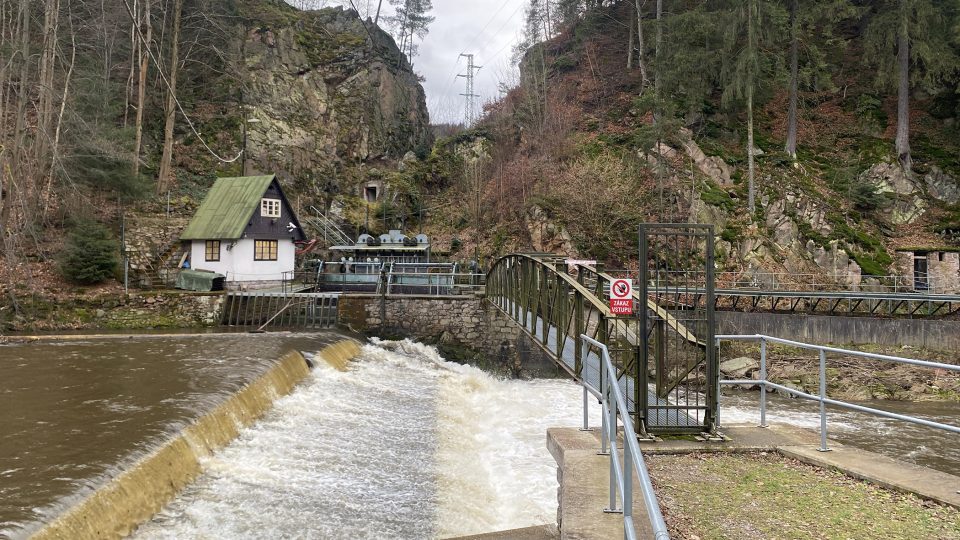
133 339 598 539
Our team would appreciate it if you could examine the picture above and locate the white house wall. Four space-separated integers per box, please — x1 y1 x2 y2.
190 238 296 283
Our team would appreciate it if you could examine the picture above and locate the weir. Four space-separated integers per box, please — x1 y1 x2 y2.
11 338 362 540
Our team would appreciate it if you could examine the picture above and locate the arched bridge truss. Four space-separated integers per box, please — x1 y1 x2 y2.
487 250 719 436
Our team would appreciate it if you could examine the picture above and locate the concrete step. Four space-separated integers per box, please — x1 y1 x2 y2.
446 524 558 540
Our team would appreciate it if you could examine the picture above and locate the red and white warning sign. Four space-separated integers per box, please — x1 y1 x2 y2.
609 278 634 315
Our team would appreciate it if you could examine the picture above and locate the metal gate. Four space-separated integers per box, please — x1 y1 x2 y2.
639 224 718 434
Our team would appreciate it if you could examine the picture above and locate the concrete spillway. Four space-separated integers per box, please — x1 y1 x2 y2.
132 339 599 539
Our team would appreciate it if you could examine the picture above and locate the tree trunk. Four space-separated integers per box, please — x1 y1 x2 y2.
374 0 383 24
124 0 137 128
157 0 182 194
655 0 662 92
36 0 59 164
43 2 75 220
634 0 648 86
784 0 799 161
895 0 911 172
747 0 756 214
134 0 151 179
626 2 634 69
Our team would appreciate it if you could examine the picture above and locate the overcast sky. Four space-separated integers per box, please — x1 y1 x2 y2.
412 1 527 125
290 1 527 125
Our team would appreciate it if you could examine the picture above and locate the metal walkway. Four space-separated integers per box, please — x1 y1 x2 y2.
652 287 960 317
487 253 715 434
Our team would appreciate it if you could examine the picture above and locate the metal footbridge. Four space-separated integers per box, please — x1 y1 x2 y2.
487 225 720 435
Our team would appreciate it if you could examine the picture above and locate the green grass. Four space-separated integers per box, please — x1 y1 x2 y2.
648 452 960 540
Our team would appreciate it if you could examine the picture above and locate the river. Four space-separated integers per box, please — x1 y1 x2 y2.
2 335 956 539
0 332 342 538
131 339 595 539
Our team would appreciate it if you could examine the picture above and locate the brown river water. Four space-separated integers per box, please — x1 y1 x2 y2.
0 332 342 538
0 334 956 539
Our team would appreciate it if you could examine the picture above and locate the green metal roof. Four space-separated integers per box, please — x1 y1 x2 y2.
180 175 275 240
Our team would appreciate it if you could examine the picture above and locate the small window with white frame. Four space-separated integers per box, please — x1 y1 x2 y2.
261 198 281 218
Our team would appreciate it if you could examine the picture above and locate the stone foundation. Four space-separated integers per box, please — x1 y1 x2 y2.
337 294 559 376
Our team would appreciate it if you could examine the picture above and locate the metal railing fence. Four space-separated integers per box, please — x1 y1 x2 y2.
580 335 670 540
716 334 960 451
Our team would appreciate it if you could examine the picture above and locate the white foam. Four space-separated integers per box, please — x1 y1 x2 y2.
134 339 598 539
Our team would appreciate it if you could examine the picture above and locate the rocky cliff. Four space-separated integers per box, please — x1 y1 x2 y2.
239 5 430 194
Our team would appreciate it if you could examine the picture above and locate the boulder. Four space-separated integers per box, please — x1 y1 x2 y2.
720 356 760 379
860 161 917 196
924 166 960 205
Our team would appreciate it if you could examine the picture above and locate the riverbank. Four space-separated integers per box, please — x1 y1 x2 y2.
721 341 960 401
0 290 223 333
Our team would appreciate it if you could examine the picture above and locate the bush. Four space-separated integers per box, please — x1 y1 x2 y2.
60 220 119 285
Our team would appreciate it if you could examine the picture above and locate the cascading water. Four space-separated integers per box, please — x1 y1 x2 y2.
132 339 598 539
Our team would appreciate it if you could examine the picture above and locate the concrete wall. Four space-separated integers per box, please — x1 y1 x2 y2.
716 311 960 350
338 294 558 375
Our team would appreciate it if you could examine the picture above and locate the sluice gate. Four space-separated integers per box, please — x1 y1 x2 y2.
221 292 339 329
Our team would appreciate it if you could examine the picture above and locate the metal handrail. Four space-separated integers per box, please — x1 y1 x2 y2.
716 334 960 452
580 335 670 540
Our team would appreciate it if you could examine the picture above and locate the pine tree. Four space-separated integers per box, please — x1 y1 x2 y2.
60 220 119 285
387 0 434 65
721 0 787 214
863 0 959 172
783 0 858 161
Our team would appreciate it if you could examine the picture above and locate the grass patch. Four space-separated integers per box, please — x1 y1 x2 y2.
648 452 960 540
701 181 737 212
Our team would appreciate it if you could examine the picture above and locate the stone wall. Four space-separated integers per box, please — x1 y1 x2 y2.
338 294 558 375
123 216 189 275
894 250 960 293
928 252 960 293
99 292 224 329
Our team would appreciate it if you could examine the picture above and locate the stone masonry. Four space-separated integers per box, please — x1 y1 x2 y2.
337 294 557 375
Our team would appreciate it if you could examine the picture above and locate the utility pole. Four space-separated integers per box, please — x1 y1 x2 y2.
457 53 481 127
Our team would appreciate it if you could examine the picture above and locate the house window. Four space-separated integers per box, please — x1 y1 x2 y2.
261 198 281 218
254 239 278 261
205 240 220 262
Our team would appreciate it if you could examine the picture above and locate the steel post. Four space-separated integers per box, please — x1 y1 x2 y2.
760 338 768 428
818 348 830 452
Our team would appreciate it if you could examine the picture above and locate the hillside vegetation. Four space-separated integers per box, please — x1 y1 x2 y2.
400 0 959 285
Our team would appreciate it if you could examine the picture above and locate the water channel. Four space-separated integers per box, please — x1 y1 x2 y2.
1 334 956 539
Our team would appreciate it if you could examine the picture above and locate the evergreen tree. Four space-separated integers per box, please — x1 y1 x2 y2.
721 0 788 213
60 220 119 285
387 0 434 65
863 0 959 172
784 0 858 161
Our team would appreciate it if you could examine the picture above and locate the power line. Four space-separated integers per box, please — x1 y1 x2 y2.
121 0 242 164
457 53 481 126
459 0 514 56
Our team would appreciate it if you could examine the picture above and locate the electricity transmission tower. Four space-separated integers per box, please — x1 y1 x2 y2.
457 53 481 126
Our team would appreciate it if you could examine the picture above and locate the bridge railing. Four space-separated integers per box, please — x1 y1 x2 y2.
716 334 960 451
580 335 670 540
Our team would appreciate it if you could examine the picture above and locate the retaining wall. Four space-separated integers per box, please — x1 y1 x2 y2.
337 294 558 375
716 311 960 350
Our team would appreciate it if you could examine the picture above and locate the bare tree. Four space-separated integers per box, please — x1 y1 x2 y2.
157 0 182 194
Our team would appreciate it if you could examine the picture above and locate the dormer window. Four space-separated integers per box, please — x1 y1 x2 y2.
261 198 281 218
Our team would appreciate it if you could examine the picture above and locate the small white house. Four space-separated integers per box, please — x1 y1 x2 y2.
180 175 306 289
